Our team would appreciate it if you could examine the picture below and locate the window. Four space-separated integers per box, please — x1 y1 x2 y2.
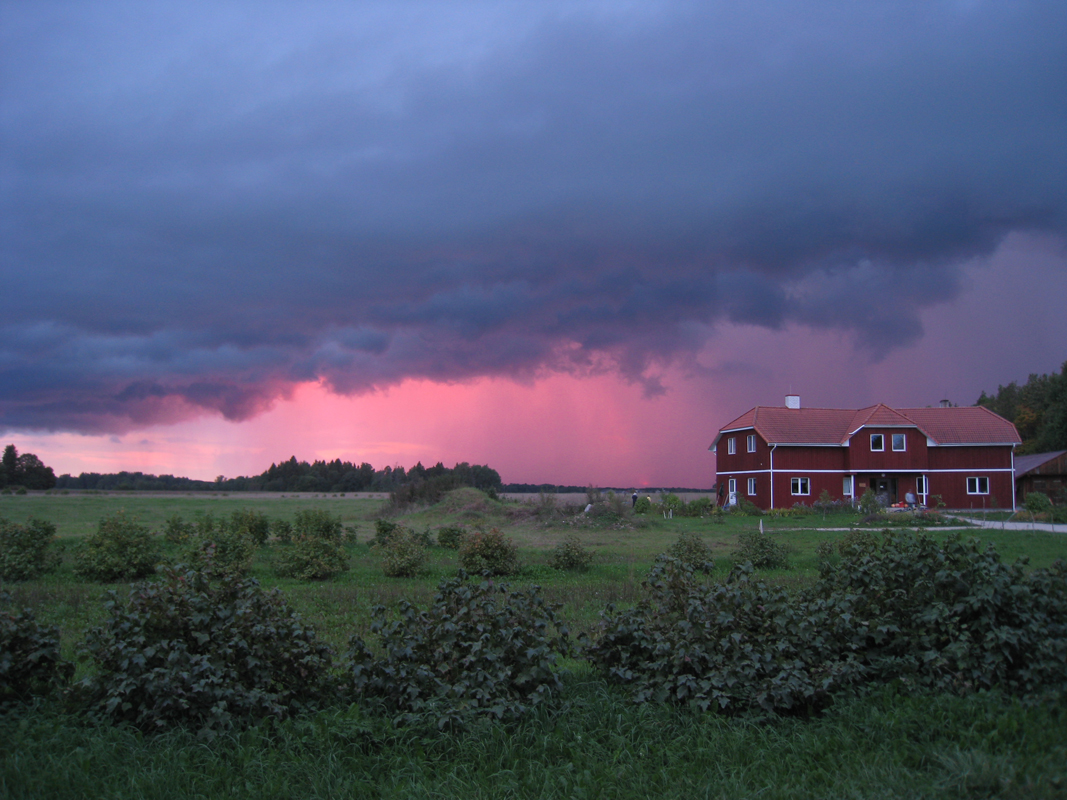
892 433 906 452
727 437 736 455
747 434 756 453
843 476 853 497
870 434 884 451
791 477 810 496
967 477 989 495
747 477 757 496
728 478 737 494
916 476 928 495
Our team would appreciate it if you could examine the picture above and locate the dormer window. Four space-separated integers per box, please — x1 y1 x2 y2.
870 434 884 451
747 434 756 452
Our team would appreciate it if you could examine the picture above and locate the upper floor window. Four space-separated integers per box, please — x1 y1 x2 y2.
727 437 736 455
747 434 756 453
870 434 884 452
892 433 906 451
967 477 989 495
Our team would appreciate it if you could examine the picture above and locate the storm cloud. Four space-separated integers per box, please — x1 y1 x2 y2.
3 1 1066 432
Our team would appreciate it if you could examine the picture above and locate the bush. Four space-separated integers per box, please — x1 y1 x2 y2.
378 531 428 578
586 558 863 715
163 514 195 545
184 519 257 581
270 518 294 544
374 519 401 546
437 526 466 549
459 528 520 576
294 509 343 541
858 488 882 516
0 517 60 581
732 529 790 570
275 536 350 581
74 510 158 582
343 573 570 725
665 531 714 573
1 592 72 704
551 534 594 572
230 509 271 545
633 496 653 515
1024 491 1053 515
74 567 335 736
837 528 878 557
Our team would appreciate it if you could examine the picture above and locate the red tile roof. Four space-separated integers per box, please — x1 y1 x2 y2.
712 404 1020 447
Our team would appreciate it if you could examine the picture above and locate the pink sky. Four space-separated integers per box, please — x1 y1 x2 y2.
15 233 1066 488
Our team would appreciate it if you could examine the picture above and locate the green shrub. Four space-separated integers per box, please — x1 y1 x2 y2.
74 567 334 736
0 517 60 581
163 514 195 545
1 593 72 704
1024 491 1053 515
294 509 342 541
814 539 836 566
343 573 570 725
229 509 271 545
685 497 714 517
837 528 878 557
633 496 653 514
666 531 714 573
275 536 350 581
379 531 428 578
586 557 863 715
437 526 466 549
459 528 520 576
732 529 790 570
184 520 256 581
270 518 294 544
374 519 401 546
858 488 882 516
74 510 158 582
551 534 593 572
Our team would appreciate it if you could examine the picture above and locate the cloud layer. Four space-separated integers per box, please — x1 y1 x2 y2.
3 1 1066 433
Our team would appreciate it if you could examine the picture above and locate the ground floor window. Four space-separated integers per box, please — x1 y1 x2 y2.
791 477 810 496
843 476 853 497
916 476 928 495
967 476 989 495
747 477 756 496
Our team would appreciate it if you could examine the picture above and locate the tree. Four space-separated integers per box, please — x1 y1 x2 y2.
0 445 56 490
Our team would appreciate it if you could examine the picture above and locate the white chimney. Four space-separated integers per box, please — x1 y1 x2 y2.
939 399 951 408
785 395 801 409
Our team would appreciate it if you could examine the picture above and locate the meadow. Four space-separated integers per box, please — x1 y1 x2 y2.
3 489 1067 799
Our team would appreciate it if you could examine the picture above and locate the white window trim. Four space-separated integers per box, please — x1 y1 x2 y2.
916 476 928 496
870 434 884 452
746 434 756 453
843 476 853 497
966 476 990 495
891 433 906 452
791 477 810 496
747 477 756 496
728 478 737 494
727 437 736 455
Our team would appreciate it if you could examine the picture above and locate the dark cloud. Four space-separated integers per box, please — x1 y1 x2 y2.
2 1 1065 431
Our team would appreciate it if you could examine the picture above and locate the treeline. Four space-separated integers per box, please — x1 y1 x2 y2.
55 457 502 495
977 359 1067 454
1 445 57 490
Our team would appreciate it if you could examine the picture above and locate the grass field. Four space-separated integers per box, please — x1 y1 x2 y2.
3 489 1067 798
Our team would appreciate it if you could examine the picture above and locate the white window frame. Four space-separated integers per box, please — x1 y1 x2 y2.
843 476 853 497
746 434 756 453
747 477 756 496
967 476 989 495
892 433 906 452
727 437 736 455
870 434 884 452
728 478 737 494
791 477 810 496
916 476 928 496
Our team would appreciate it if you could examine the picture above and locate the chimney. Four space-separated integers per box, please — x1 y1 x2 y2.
785 395 800 409
939 399 951 408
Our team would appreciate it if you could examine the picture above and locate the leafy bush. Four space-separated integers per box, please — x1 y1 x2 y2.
551 534 594 572
633 496 653 514
378 531 428 578
732 529 790 570
163 514 195 545
294 509 342 541
74 510 158 582
437 526 466 549
275 536 350 581
75 567 335 736
1 592 72 704
837 528 878 556
270 518 294 544
229 509 271 545
459 528 520 576
343 573 570 725
374 519 401 546
586 557 863 715
184 519 257 581
665 531 714 573
1024 491 1052 515
0 517 60 581
858 488 882 516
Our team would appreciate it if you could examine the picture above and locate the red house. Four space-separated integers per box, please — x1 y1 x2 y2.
711 397 1021 511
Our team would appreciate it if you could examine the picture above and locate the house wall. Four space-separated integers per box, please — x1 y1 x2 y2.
846 427 928 472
